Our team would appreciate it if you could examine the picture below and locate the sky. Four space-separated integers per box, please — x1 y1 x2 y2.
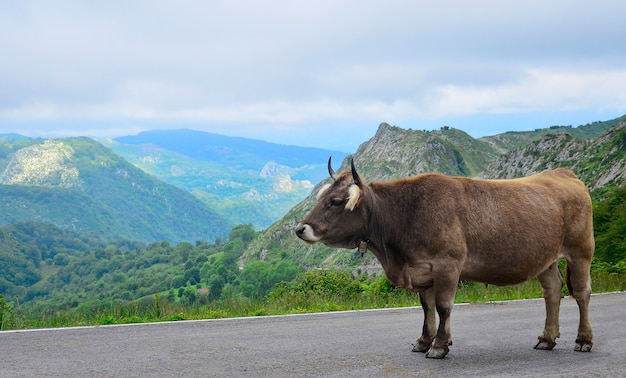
1 1 626 152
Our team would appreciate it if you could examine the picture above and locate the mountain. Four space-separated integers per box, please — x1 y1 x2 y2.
115 129 348 172
0 133 30 141
351 123 501 179
480 119 626 191
243 116 626 273
106 129 348 229
0 137 231 243
479 116 625 153
243 122 505 272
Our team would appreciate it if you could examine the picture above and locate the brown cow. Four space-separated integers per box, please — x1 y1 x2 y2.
295 157 594 359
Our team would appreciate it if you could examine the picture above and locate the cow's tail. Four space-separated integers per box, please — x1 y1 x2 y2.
565 265 573 296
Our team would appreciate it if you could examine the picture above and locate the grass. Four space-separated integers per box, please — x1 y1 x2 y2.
1 269 624 331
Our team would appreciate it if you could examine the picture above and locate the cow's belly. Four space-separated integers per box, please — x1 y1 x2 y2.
460 269 536 286
460 255 555 286
459 223 563 286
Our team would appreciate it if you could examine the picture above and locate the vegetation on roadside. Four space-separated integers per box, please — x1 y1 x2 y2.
1 266 623 331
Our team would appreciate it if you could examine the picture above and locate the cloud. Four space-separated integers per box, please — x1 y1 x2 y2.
1 1 626 151
425 67 626 117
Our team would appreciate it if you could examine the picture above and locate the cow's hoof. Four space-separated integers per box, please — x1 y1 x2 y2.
575 342 593 352
425 347 448 359
535 335 558 350
411 340 431 353
534 339 556 350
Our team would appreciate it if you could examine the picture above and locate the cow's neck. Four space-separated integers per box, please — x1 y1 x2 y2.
360 187 406 283
357 186 377 257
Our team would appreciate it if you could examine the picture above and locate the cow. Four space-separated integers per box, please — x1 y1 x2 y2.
295 157 594 359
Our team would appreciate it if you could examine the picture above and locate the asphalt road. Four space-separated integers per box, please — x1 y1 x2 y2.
1 292 625 377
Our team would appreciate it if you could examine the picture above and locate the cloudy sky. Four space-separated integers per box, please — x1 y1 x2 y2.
2 1 626 151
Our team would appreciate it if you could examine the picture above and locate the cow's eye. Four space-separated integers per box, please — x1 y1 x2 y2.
330 199 345 207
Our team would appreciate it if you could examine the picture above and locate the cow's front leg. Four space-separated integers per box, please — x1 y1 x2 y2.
424 273 457 359
413 288 436 353
425 301 453 358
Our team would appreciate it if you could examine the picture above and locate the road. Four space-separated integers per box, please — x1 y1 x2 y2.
1 292 625 377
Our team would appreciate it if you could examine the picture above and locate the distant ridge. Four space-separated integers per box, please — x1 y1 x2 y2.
110 129 348 228
115 129 348 170
0 133 30 141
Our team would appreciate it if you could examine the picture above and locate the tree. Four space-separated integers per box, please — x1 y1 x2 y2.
208 274 225 300
24 244 42 268
181 286 197 305
53 253 70 266
229 224 256 245
239 261 272 298
594 185 626 265
201 252 239 288
0 294 15 329
270 260 301 286
239 260 301 299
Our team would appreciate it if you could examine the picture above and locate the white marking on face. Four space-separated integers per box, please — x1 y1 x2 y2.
317 183 331 201
346 184 361 211
296 223 320 243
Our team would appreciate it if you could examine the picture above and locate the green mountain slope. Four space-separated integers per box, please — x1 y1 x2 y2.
0 137 231 243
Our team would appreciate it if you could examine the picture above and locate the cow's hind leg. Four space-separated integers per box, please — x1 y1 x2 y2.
534 261 562 350
566 258 593 352
413 288 436 353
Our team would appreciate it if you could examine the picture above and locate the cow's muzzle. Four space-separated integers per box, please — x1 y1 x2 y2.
295 223 320 244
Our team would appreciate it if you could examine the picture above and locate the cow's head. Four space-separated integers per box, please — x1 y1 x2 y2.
295 157 369 249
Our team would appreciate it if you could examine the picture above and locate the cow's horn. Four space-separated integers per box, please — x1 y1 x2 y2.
350 158 362 186
328 156 337 180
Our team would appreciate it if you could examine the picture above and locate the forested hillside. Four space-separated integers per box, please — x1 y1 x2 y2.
0 137 231 243
0 222 301 313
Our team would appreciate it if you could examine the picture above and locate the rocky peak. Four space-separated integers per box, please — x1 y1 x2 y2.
0 140 82 189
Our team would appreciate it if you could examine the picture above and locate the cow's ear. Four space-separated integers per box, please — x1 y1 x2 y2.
350 159 362 186
346 184 361 211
